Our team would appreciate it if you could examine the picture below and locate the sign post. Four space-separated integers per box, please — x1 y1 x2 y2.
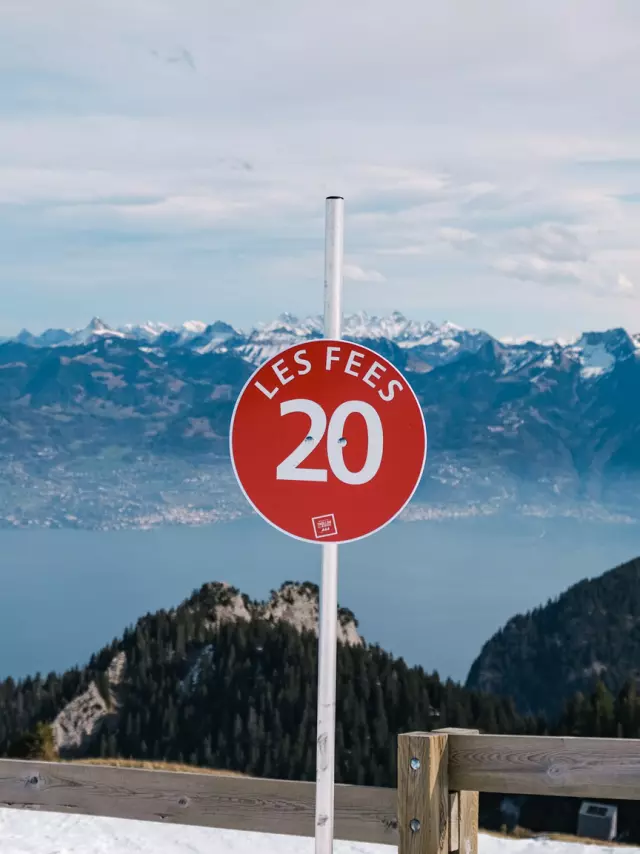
314 196 344 854
229 196 427 853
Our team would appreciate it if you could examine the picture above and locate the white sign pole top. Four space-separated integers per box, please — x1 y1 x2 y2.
324 197 344 340
314 196 344 854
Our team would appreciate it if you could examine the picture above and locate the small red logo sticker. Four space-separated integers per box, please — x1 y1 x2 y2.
312 514 338 539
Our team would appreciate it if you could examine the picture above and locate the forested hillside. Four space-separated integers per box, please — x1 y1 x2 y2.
467 556 640 718
0 581 537 787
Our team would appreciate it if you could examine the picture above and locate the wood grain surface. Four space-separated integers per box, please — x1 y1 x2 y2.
449 733 640 800
398 732 449 854
0 758 398 844
434 728 479 854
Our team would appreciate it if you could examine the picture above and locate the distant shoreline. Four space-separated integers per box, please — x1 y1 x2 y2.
0 501 637 531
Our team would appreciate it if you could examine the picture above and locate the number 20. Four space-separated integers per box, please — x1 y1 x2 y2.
276 399 383 485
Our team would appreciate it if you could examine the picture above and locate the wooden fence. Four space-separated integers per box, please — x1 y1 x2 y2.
1 728 640 852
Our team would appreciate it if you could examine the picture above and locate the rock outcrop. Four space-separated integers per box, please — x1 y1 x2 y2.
52 651 126 755
259 582 362 646
187 580 362 645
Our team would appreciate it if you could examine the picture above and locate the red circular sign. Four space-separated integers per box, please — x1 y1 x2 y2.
230 339 427 544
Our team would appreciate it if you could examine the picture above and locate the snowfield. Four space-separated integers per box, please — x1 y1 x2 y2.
0 810 637 854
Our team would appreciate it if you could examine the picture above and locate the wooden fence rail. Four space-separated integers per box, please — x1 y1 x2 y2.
397 728 640 854
0 758 397 844
1 729 640 852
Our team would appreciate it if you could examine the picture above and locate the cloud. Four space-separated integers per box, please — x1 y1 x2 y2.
437 227 478 248
151 47 196 71
344 264 386 283
507 223 588 263
617 273 635 295
492 255 583 287
374 245 430 256
104 195 255 229
1 0 640 338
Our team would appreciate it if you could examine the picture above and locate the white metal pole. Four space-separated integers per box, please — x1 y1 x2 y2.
315 196 344 854
323 197 343 340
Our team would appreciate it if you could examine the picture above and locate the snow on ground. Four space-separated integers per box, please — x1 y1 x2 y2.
1 810 638 854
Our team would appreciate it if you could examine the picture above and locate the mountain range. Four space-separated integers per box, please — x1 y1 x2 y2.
1 312 639 528
6 312 640 375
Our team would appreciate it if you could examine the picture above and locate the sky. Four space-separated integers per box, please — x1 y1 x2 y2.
2 1 640 339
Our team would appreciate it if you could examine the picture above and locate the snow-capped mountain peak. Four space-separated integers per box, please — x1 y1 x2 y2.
181 320 208 335
440 320 464 333
256 314 323 336
193 321 242 354
5 314 640 381
564 328 636 378
231 312 497 366
88 317 109 331
70 318 125 346
120 321 172 341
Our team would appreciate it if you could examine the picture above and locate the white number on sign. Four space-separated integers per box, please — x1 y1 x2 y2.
327 400 383 485
276 399 384 485
276 399 327 482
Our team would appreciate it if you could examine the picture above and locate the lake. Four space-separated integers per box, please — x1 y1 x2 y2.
1 515 638 684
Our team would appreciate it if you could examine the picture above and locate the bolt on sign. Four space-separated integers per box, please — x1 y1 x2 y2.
230 338 427 544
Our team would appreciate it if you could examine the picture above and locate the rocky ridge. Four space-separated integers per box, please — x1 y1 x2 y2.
50 582 361 756
191 581 362 646
52 652 126 754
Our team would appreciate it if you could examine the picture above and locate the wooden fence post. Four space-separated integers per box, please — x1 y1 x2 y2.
435 728 479 854
398 731 450 854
